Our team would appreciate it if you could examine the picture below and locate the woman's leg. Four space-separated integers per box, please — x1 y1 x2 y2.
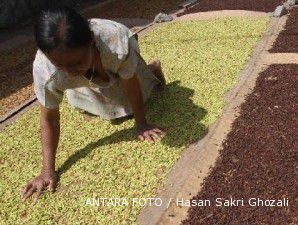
132 33 166 86
147 59 166 89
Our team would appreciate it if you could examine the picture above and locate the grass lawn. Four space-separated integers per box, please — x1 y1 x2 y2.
0 17 268 224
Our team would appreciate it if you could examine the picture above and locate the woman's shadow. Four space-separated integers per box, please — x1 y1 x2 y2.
57 81 208 176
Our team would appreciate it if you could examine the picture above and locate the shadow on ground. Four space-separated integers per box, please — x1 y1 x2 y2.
57 80 208 176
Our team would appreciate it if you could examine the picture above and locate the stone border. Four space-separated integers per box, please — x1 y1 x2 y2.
0 98 39 131
175 10 268 21
0 96 36 123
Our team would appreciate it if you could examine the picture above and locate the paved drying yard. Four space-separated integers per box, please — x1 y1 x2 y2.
1 1 296 225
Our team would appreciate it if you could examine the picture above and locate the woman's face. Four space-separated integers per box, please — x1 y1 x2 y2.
46 42 94 76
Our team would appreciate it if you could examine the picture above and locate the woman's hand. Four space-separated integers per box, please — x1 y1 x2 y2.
21 171 59 203
136 123 166 143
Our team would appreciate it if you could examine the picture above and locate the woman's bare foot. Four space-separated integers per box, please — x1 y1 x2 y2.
148 59 166 91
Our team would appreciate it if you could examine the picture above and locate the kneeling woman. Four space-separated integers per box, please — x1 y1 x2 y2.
21 6 166 202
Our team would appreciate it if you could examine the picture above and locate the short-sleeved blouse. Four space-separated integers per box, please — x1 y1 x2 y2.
32 18 161 120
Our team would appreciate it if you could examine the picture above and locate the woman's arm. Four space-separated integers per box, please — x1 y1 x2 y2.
21 104 60 203
121 74 165 142
40 104 60 174
121 73 147 127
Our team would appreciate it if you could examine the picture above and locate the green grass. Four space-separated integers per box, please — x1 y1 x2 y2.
0 17 269 224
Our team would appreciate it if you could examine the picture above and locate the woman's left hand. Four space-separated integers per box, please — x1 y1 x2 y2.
136 123 166 143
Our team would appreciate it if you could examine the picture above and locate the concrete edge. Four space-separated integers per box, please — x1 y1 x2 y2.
0 96 37 123
175 10 268 21
0 98 39 132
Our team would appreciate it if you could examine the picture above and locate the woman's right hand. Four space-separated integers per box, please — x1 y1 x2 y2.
21 171 59 203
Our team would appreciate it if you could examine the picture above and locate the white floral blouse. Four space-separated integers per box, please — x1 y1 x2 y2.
32 18 161 120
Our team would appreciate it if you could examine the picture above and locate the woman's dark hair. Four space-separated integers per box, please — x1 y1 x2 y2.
34 6 93 53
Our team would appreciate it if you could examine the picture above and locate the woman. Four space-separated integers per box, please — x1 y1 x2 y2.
21 6 166 203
